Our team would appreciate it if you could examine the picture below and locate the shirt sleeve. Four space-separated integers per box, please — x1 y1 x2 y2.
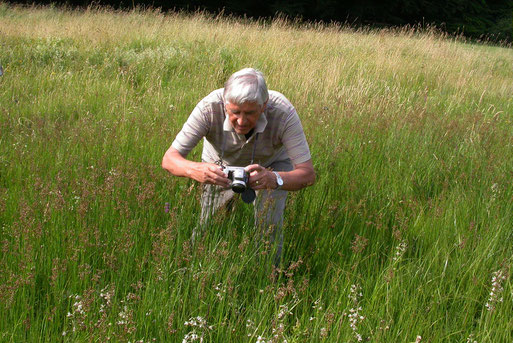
171 103 211 157
281 108 312 165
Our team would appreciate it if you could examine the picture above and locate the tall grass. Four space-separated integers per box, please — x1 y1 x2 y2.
1 3 512 342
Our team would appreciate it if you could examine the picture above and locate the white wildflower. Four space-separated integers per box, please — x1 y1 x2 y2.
466 333 477 343
347 284 365 342
485 269 507 312
214 283 226 301
183 316 211 342
184 316 210 329
490 183 499 201
393 241 407 261
312 298 323 310
182 331 202 343
117 305 130 325
277 304 292 320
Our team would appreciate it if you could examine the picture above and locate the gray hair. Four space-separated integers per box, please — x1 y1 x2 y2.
223 68 269 106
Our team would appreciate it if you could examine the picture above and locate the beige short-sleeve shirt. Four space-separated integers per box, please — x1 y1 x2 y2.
171 89 311 167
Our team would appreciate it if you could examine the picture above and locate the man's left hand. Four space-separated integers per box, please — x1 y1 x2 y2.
245 164 277 190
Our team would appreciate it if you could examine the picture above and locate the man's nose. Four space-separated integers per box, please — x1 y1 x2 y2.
237 115 247 126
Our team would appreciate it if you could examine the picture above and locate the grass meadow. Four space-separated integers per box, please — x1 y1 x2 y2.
1 3 513 342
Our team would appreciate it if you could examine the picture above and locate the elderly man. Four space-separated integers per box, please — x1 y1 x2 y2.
162 68 315 262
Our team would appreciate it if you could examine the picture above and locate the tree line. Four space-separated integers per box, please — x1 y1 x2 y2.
11 0 513 42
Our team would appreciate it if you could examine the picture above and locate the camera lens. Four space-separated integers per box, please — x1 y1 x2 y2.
231 181 246 193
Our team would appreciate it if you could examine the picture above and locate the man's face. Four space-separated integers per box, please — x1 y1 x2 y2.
225 101 266 135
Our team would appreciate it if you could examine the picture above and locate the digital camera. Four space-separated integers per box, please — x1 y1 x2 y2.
223 166 249 193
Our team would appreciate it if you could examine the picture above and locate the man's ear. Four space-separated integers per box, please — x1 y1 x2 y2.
262 100 268 112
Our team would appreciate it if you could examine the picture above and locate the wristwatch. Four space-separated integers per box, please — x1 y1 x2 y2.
273 171 283 190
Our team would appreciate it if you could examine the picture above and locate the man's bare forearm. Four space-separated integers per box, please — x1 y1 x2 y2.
278 163 316 191
162 147 197 178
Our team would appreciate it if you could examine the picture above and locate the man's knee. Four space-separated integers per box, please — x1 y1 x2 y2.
200 184 235 225
254 189 287 230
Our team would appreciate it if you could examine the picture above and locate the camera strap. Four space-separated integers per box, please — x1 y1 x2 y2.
219 132 260 166
250 133 259 165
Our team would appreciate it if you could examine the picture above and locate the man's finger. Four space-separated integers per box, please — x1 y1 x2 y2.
208 165 223 172
245 164 263 172
208 176 229 187
214 172 231 187
251 175 265 188
209 165 226 177
213 173 229 184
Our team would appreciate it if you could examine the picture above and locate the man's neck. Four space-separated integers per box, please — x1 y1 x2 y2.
244 128 254 140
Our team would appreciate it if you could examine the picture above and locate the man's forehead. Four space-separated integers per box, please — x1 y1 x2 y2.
225 101 262 110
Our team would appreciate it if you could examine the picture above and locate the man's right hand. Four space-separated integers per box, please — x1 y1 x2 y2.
191 163 231 188
162 147 231 188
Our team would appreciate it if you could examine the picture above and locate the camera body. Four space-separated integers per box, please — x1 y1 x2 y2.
223 166 249 193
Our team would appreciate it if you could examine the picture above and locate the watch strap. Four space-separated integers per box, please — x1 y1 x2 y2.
273 171 283 190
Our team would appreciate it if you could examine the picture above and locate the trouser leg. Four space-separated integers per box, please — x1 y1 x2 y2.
193 184 234 241
254 159 293 266
254 188 288 266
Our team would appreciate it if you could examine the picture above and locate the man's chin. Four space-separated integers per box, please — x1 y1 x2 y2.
235 127 251 134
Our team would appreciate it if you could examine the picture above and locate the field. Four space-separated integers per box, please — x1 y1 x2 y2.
1 3 513 342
